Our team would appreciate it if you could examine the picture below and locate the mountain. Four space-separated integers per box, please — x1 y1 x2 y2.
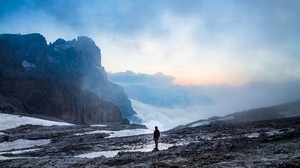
0 33 137 124
176 100 300 129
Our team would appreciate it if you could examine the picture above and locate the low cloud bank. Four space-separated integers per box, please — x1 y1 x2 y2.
109 71 300 130
130 99 201 131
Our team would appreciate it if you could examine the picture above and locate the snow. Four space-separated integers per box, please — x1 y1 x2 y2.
266 130 283 136
76 150 119 159
245 133 260 138
0 132 5 135
75 129 152 138
190 121 211 127
189 115 234 128
90 124 107 127
0 148 41 160
0 155 20 161
22 60 36 69
0 139 50 152
218 116 234 121
0 148 40 155
76 143 173 159
0 113 73 131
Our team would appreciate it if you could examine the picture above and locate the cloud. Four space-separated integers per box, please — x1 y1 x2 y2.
109 71 300 110
1 0 300 84
109 71 213 108
109 71 300 129
108 70 175 85
131 99 203 131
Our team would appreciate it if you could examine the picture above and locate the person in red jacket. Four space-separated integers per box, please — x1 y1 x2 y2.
153 126 160 150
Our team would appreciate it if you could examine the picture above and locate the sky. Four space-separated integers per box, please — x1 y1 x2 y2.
1 0 300 85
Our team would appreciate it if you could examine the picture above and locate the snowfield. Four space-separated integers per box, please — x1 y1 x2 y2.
90 124 107 127
0 139 50 152
0 113 73 131
75 128 153 138
76 143 174 158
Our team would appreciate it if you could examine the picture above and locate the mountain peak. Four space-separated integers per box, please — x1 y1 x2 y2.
0 33 136 124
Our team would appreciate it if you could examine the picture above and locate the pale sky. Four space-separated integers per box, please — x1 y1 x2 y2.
1 0 300 84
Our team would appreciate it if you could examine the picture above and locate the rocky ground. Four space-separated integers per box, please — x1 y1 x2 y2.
0 116 300 168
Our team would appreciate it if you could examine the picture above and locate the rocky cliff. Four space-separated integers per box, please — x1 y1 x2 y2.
0 33 137 124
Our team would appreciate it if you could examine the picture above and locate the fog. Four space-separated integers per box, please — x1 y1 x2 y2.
109 71 300 130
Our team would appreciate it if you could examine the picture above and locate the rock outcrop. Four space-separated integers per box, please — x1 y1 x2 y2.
0 33 137 124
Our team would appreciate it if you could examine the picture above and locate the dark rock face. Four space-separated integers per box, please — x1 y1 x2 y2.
0 33 136 124
0 79 122 124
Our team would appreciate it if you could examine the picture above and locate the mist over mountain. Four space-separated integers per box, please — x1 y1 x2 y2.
0 33 137 124
108 71 212 108
109 71 300 129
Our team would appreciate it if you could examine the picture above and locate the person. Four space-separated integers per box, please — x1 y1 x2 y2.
153 126 160 150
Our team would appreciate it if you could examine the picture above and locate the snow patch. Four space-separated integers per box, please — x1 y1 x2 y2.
0 148 41 161
0 148 41 155
0 139 50 152
90 124 107 127
0 113 73 131
0 132 5 135
190 121 211 127
0 155 21 161
245 133 260 138
218 116 234 121
189 116 234 128
75 143 173 158
75 129 152 138
266 130 283 136
76 150 119 159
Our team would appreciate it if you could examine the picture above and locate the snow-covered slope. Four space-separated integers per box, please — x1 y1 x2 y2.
0 113 73 131
75 129 152 138
177 100 300 129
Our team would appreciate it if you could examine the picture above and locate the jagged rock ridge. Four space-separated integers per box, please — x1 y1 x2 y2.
0 33 137 124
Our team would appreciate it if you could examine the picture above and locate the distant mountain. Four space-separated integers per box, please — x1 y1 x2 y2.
0 33 137 124
175 100 300 129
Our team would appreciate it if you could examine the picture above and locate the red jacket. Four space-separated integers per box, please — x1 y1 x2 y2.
154 129 160 139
